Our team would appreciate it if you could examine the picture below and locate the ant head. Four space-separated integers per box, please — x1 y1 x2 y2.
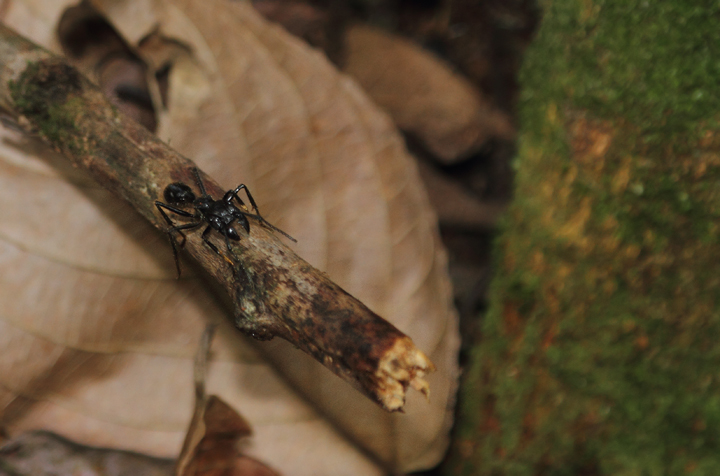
164 182 195 205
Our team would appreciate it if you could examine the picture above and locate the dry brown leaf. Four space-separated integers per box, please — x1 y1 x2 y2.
343 24 514 164
417 161 506 229
179 396 279 476
173 326 278 476
0 1 459 474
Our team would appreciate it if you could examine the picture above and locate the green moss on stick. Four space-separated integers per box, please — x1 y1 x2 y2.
8 59 86 154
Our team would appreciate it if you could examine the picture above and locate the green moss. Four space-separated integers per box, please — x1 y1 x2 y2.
522 1 720 145
8 59 86 154
448 1 720 475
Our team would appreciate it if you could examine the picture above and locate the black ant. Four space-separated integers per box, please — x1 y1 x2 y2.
155 168 296 277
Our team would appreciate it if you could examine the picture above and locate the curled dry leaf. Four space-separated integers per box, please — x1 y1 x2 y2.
0 0 459 474
343 24 515 164
178 396 279 476
177 328 278 476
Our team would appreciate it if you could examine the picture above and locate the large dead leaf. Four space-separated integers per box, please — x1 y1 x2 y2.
0 0 460 474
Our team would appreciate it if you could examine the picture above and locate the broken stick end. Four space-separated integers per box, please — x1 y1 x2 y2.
376 337 435 412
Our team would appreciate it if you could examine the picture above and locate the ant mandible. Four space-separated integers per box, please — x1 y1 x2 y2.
155 168 296 277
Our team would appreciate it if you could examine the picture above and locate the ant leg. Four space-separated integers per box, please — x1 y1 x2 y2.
227 185 297 243
224 234 241 263
155 201 198 277
155 201 195 246
236 211 296 242
225 233 256 289
201 226 236 270
199 227 253 286
167 222 203 278
155 201 195 221
171 221 203 248
167 232 181 278
192 168 208 196
227 184 258 212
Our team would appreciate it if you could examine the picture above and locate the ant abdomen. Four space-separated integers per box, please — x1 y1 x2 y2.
164 182 195 205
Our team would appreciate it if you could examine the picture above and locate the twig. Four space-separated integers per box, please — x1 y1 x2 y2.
174 325 216 476
0 23 433 411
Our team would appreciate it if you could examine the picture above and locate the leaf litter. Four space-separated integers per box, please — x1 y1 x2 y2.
0 0 462 475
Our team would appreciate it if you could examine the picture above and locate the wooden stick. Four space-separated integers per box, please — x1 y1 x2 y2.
0 24 433 411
